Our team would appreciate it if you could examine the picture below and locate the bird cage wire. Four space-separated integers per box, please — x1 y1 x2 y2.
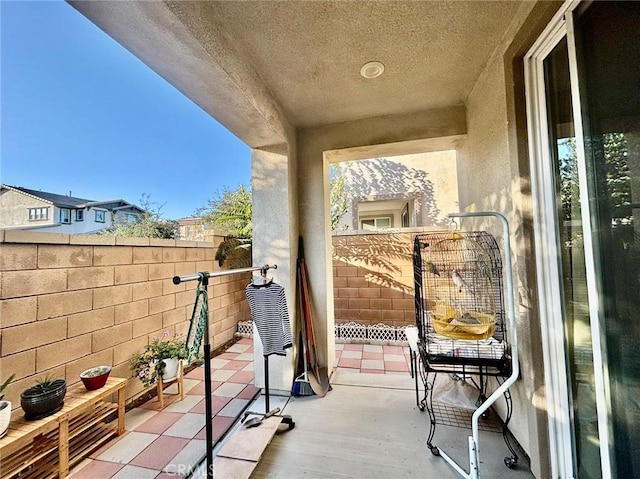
413 230 508 373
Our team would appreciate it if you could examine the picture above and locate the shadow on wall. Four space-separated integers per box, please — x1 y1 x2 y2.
341 157 446 227
332 232 416 327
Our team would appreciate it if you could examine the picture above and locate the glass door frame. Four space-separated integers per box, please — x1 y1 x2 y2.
524 0 612 477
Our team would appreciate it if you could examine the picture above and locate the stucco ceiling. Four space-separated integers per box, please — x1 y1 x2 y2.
71 1 526 147
205 1 524 128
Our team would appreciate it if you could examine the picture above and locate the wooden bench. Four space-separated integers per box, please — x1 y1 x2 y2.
0 377 128 479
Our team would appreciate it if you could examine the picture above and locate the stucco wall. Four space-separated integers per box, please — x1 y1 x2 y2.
0 230 250 408
0 189 55 228
456 2 564 477
298 107 468 374
337 150 459 231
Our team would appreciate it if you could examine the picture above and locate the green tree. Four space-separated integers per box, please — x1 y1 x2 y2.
197 185 252 268
559 133 631 223
198 184 252 237
198 173 349 267
100 194 178 239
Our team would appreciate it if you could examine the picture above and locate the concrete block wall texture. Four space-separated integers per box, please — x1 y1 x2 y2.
332 230 425 328
0 231 251 408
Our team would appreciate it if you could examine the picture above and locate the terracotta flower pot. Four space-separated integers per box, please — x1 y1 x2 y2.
80 366 112 391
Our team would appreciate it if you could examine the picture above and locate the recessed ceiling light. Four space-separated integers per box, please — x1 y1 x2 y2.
360 61 385 79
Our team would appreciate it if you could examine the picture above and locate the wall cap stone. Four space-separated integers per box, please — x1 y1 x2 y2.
149 238 176 247
71 235 116 245
3 230 70 244
116 237 150 246
176 240 200 247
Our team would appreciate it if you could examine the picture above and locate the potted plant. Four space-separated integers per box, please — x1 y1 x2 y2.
80 365 112 391
130 332 188 387
20 375 67 420
0 374 15 438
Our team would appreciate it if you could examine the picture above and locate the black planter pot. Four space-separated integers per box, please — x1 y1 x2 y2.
21 379 67 420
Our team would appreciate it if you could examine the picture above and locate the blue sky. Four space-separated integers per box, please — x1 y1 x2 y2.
1 1 251 220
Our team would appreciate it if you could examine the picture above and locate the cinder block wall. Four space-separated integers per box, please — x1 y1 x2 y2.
332 231 418 328
0 230 250 408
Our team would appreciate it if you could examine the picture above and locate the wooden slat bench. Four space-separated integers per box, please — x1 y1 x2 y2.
0 377 127 479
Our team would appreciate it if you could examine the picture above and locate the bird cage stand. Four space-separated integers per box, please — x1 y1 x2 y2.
413 212 520 479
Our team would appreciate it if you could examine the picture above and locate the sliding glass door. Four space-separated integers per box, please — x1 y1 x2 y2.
527 2 640 477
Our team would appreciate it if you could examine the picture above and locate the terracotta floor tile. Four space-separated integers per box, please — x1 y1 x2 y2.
383 345 405 354
220 360 249 371
70 460 124 478
360 369 385 374
189 396 231 415
237 384 261 400
185 368 205 380
216 352 240 360
134 412 183 434
195 415 236 441
338 358 361 369
185 381 205 395
130 436 189 470
343 343 364 351
385 361 409 372
362 351 384 360
227 370 254 384
184 380 222 396
139 392 180 411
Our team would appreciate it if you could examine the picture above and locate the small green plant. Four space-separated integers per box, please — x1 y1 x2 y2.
0 374 15 401
34 374 57 394
130 331 188 387
81 366 110 378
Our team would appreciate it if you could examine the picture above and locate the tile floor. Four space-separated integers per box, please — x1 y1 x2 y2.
69 339 415 478
335 342 412 374
70 338 260 479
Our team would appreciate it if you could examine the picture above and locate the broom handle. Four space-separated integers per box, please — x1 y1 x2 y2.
300 258 320 370
297 259 311 373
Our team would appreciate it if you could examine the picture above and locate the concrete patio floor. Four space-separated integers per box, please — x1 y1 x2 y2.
69 338 534 478
249 367 535 479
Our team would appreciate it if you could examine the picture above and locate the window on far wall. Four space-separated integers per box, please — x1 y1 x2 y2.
60 208 71 224
95 210 106 223
76 210 84 221
401 203 410 227
360 217 392 230
28 207 49 221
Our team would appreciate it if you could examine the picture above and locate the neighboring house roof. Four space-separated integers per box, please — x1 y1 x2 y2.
1 185 144 213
